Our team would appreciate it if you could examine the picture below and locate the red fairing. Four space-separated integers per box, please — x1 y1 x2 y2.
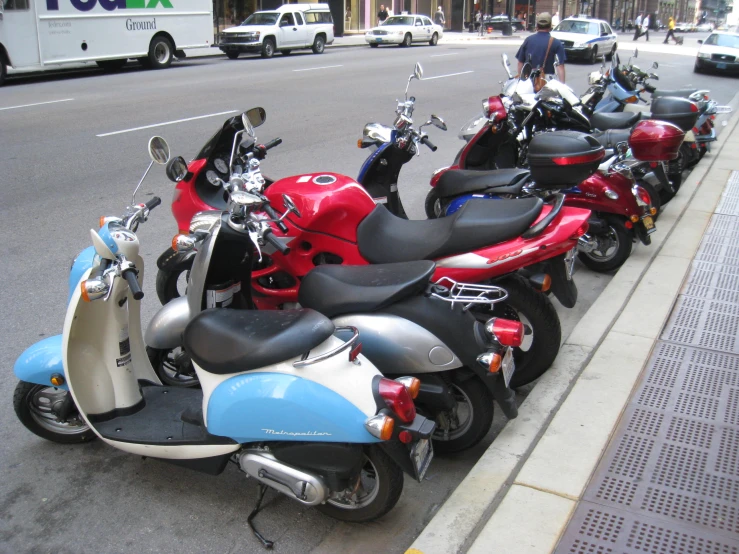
628 120 684 162
564 172 641 218
484 96 507 122
265 173 377 243
172 159 210 233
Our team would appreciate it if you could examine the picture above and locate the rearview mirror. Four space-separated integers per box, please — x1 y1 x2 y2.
245 107 266 128
148 136 170 165
501 53 513 78
429 114 447 130
166 156 188 183
652 61 659 69
520 62 532 81
282 194 302 218
414 62 423 80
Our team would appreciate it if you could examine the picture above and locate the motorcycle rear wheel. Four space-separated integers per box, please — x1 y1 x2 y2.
473 274 562 388
13 381 96 444
317 445 403 522
156 265 189 305
578 216 632 273
424 188 448 219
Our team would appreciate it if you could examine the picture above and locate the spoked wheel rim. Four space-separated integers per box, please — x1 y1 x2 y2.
584 228 620 262
27 386 90 435
326 455 380 510
154 41 171 64
433 384 474 442
156 347 199 387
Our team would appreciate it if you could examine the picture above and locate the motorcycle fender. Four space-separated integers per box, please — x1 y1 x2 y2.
157 247 196 272
144 297 191 350
14 335 68 390
544 253 578 309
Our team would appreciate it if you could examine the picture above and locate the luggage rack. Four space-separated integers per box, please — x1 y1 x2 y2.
427 277 508 311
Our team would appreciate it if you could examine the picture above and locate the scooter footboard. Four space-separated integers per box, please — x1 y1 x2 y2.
14 335 68 390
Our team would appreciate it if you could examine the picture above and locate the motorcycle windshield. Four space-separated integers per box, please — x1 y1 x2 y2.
195 116 244 161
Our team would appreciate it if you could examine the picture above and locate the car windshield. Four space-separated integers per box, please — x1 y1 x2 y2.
241 12 279 25
704 33 739 48
555 20 598 34
383 16 414 25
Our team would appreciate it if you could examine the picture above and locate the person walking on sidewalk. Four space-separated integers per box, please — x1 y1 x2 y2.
377 4 389 25
434 6 446 27
516 12 566 83
641 13 650 41
633 12 643 40
664 16 679 43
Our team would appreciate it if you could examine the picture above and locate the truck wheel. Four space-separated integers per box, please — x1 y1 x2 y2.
0 61 6 86
96 59 127 71
312 35 325 54
147 36 174 69
261 38 276 58
429 32 439 46
226 51 240 59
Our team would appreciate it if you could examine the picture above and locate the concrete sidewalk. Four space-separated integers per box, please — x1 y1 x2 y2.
406 100 739 553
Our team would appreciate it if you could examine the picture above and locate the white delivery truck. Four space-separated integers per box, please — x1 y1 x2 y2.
0 0 212 84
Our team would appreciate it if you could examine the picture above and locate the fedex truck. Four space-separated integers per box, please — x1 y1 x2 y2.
0 0 212 85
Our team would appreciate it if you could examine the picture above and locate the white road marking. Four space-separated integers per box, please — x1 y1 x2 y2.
293 65 343 72
422 70 474 80
0 98 74 112
97 110 239 137
430 53 459 57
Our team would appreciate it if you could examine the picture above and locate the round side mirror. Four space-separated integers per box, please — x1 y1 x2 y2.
245 106 266 128
520 62 532 81
652 61 659 69
282 193 302 218
430 114 447 131
166 156 188 183
148 136 170 165
414 62 423 80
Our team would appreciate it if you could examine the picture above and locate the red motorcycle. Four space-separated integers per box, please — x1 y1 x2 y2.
159 110 592 387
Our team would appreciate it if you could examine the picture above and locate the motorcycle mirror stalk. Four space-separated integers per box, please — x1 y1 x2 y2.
405 62 424 100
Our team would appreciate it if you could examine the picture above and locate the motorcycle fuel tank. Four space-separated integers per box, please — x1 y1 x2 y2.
266 173 376 243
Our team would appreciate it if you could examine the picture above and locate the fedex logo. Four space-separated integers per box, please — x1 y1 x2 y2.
46 0 172 11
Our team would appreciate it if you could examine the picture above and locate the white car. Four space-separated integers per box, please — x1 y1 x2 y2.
695 32 739 73
696 23 714 32
365 15 443 47
551 16 618 64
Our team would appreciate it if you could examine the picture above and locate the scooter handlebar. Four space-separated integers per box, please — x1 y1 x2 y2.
421 136 438 152
144 196 162 211
264 138 282 150
263 230 290 255
264 204 289 234
122 268 144 300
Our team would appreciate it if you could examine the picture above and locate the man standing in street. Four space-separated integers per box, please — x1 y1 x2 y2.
633 12 643 40
516 12 566 83
378 4 389 24
641 13 650 41
664 16 679 43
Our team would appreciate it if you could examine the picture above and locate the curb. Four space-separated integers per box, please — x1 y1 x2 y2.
405 96 739 554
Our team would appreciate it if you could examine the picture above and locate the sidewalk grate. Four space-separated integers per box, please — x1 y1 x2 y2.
715 171 739 216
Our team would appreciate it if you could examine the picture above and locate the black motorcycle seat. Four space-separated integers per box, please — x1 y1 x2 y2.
299 261 436 318
590 111 640 130
183 309 335 375
357 198 544 264
591 128 632 149
652 88 696 98
436 168 531 198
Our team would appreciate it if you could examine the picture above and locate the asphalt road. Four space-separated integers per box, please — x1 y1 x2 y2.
0 42 736 554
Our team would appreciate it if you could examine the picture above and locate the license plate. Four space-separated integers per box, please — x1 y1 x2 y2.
716 105 732 113
642 215 655 233
375 38 383 42
411 438 434 481
717 62 727 69
501 347 515 389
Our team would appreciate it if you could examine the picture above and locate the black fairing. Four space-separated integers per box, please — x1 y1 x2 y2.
270 442 364 491
196 115 243 161
546 253 578 308
463 127 519 170
360 143 414 218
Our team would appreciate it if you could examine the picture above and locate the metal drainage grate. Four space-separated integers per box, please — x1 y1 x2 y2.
662 295 739 355
704 213 739 237
715 171 739 216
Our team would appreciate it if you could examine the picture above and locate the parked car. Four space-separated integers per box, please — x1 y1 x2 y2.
551 16 618 64
482 15 526 32
674 22 690 32
365 14 443 47
219 3 334 59
695 31 739 73
696 23 714 32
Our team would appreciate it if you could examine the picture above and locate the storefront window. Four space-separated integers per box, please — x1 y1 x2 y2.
214 0 259 35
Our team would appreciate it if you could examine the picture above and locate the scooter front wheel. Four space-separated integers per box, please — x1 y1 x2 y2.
156 264 190 305
317 445 403 522
424 188 448 219
13 381 96 443
147 346 200 388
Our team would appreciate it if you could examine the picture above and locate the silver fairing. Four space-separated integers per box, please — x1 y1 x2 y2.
332 314 462 374
145 297 191 350
187 220 222 318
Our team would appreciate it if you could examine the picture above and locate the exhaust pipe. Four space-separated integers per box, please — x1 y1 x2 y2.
577 234 598 254
239 450 329 506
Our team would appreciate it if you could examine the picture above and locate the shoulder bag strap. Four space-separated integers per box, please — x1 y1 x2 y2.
540 36 554 74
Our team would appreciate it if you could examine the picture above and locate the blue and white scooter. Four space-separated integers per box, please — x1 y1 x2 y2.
13 138 434 540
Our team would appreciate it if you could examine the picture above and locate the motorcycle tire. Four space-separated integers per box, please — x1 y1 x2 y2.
316 445 403 522
147 346 200 388
428 377 494 454
578 216 632 273
424 188 448 219
474 274 561 388
639 181 662 221
156 264 189 305
13 381 96 444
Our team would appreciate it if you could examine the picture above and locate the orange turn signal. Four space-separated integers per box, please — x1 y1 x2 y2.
50 374 65 387
477 352 502 373
81 280 91 302
395 377 421 399
630 214 640 223
625 96 638 104
99 216 106 229
650 207 658 216
541 274 552 292
364 414 395 441
357 139 363 148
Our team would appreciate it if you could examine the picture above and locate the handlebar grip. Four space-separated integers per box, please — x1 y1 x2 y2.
421 136 437 152
263 230 290 255
264 204 289 233
264 138 282 150
145 196 162 211
644 84 656 93
122 268 144 300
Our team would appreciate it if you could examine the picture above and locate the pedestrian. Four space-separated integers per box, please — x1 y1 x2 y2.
552 11 560 27
641 13 650 40
664 16 679 43
377 4 389 24
516 12 567 83
633 12 643 40
434 6 445 26
475 10 482 33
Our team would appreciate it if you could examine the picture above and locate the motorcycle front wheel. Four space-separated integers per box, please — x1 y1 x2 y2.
147 346 199 387
156 264 189 305
13 381 96 443
425 188 448 219
317 445 403 522
473 274 562 387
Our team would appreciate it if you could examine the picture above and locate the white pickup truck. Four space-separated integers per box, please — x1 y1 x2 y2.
219 3 334 59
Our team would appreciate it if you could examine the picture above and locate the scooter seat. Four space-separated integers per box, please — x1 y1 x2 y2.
183 309 335 375
590 111 640 130
591 128 632 149
436 169 531 199
357 198 543 264
299 261 435 318
651 88 696 98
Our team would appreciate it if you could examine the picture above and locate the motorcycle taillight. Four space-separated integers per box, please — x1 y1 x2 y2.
378 378 416 423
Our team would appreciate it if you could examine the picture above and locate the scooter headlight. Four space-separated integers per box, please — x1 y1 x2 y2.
81 277 110 302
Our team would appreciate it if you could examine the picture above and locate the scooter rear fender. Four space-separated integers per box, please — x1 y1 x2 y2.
14 335 68 390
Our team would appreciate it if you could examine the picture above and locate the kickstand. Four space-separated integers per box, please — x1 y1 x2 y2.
247 485 274 549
